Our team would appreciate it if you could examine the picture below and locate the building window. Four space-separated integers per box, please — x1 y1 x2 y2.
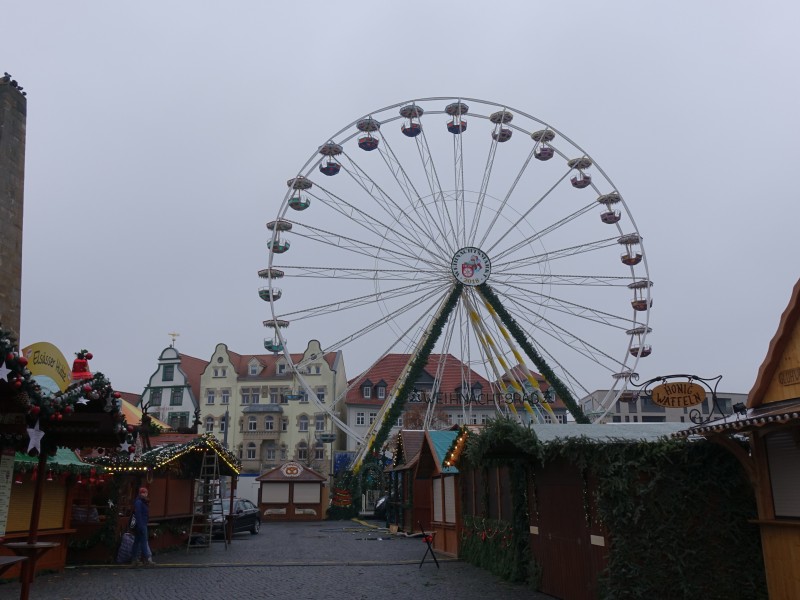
369 411 377 425
241 390 250 404
356 412 365 426
557 414 567 424
280 445 288 460
377 386 385 400
456 413 464 424
265 416 274 430
163 365 174 381
150 388 163 406
206 390 215 405
246 442 256 460
221 389 230 404
299 415 309 432
470 413 478 425
297 441 308 461
316 388 326 402
281 418 288 432
314 443 324 460
481 413 489 424
446 413 453 425
315 414 325 431
213 367 226 378
266 447 276 461
170 387 182 406
168 412 189 429
249 363 259 376
396 415 403 427
219 416 226 433
204 416 214 433
252 389 260 404
270 391 279 404
280 392 289 404
363 386 372 399
248 416 257 431
277 363 286 375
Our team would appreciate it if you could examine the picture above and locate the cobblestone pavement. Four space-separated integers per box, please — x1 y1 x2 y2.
1 520 557 600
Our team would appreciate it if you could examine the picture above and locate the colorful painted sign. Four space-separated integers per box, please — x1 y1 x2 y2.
21 342 71 393
651 382 707 408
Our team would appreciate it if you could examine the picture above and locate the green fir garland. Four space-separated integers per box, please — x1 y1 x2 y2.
476 284 590 423
365 283 463 459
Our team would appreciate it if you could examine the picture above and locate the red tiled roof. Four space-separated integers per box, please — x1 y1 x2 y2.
231 349 338 378
345 354 492 405
179 353 208 401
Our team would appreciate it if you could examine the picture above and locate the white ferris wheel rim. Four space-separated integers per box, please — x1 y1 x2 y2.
264 97 652 437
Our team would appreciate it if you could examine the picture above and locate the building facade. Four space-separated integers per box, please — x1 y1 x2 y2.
581 388 747 424
139 346 206 431
344 354 566 452
200 340 347 478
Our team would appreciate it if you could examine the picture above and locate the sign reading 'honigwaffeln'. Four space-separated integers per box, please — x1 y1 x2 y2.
651 382 706 408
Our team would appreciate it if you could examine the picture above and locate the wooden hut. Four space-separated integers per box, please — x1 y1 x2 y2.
678 278 800 600
81 433 240 559
386 430 426 532
415 430 461 556
256 462 326 521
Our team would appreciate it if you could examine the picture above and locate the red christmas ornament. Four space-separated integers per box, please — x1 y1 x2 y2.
6 352 15 362
30 405 40 416
127 425 134 433
71 357 93 381
17 356 28 367
82 383 92 393
85 352 93 360
113 391 121 399
128 446 135 453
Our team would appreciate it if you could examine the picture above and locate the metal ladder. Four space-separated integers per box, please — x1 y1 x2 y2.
187 450 226 551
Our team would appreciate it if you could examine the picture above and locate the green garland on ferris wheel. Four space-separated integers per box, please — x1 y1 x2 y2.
475 284 591 424
364 282 464 461
0 326 131 453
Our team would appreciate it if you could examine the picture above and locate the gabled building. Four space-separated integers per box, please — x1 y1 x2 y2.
138 346 207 431
345 354 495 452
200 340 347 477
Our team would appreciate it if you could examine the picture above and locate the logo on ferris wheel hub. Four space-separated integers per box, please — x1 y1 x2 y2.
451 247 491 286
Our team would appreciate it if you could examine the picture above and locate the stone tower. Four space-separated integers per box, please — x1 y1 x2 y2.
0 74 26 339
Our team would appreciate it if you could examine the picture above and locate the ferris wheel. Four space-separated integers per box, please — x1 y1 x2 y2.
260 97 652 447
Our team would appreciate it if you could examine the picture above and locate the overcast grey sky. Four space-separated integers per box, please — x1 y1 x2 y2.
4 1 799 399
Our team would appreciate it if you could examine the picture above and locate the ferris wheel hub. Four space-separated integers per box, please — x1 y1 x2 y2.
451 247 491 286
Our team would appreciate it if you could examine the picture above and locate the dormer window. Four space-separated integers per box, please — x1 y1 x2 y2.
277 363 287 375
377 386 386 400
249 363 260 376
163 365 174 381
363 385 372 399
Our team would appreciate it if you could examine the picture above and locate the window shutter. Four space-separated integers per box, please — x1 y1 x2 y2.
766 430 800 518
432 478 443 522
444 476 456 523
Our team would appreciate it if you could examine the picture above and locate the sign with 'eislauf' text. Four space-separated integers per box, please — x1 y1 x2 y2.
651 382 706 408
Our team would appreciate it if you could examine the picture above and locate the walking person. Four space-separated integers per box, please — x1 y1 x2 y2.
130 486 155 567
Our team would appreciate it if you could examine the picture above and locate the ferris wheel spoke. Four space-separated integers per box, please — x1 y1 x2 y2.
286 221 442 271
493 237 618 271
497 281 633 330
277 279 440 322
491 272 633 287
452 125 466 248
306 185 438 263
502 292 628 371
414 120 459 253
483 169 573 255
341 146 451 259
337 152 448 260
321 283 453 354
491 202 597 263
471 143 536 249
277 265 444 281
